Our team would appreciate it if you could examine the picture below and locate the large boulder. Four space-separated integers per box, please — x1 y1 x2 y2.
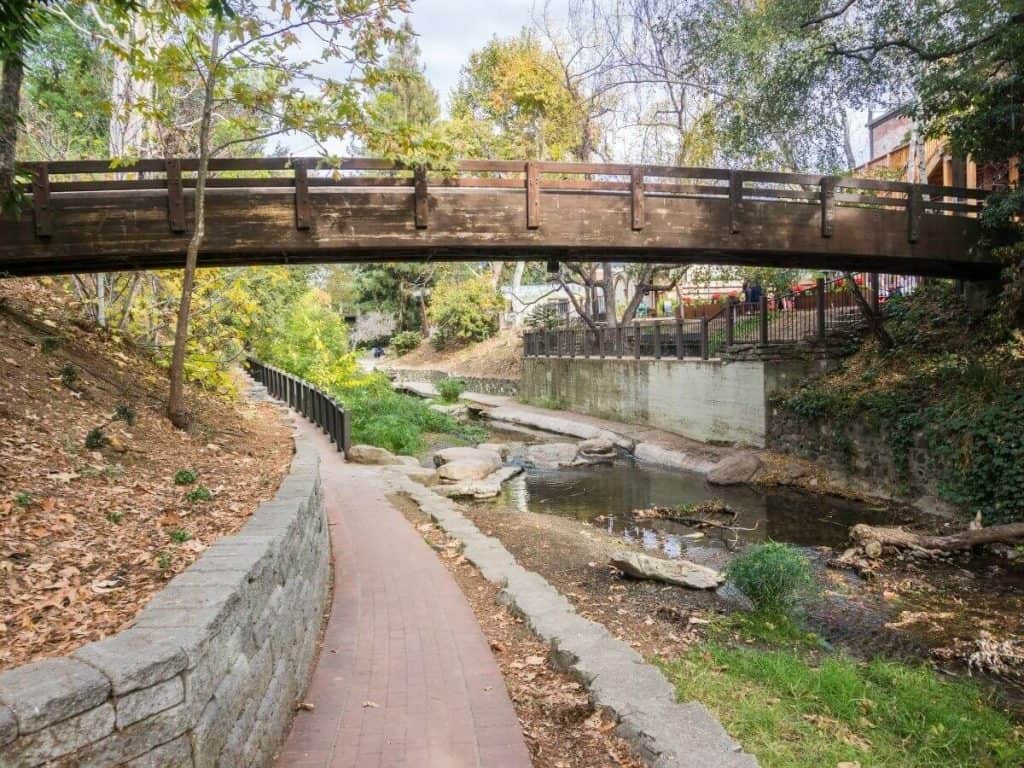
347 444 414 466
610 550 724 590
433 446 502 468
706 452 761 486
434 466 523 499
437 457 502 482
577 436 616 459
524 442 581 469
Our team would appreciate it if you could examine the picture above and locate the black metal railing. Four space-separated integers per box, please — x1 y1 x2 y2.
246 358 351 454
523 272 913 361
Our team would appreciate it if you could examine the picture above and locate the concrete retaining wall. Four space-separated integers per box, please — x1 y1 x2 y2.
387 366 519 397
521 357 820 448
0 430 328 768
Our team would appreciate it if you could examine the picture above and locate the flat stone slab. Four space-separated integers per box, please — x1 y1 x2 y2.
707 452 761 485
433 465 523 499
393 380 437 398
610 550 725 590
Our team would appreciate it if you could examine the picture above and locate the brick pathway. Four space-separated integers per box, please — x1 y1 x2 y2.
275 419 532 768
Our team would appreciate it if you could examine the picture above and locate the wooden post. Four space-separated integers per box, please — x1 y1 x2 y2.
700 318 709 360
414 164 428 229
631 166 645 231
294 159 311 230
31 164 53 238
870 273 880 315
816 277 826 341
729 170 743 234
165 159 186 234
675 320 684 360
907 185 922 243
820 176 835 237
726 304 735 347
759 296 769 345
653 323 661 359
616 326 624 358
526 161 540 229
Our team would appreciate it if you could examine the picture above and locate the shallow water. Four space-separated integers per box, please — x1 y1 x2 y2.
498 459 906 560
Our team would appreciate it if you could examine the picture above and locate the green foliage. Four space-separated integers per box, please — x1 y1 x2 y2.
113 404 136 426
710 610 824 651
13 491 32 508
429 275 503 350
106 510 124 524
449 30 589 161
185 485 212 503
779 283 1024 522
59 363 78 389
169 528 192 543
435 377 465 404
40 335 58 354
726 542 814 613
524 303 562 331
389 330 422 357
156 551 172 571
659 644 1024 767
174 469 198 486
84 427 106 450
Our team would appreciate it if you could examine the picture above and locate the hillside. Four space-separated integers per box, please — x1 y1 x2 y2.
390 329 523 379
0 279 292 670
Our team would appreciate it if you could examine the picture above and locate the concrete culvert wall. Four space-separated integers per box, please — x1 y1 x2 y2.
0 433 329 768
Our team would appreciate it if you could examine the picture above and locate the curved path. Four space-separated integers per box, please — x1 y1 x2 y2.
274 418 532 768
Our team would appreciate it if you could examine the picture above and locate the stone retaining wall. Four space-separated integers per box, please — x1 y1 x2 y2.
0 420 328 768
386 366 519 397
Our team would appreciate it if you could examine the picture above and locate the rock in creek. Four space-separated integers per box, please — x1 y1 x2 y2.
610 550 724 590
524 442 613 469
577 436 616 458
706 452 761 485
433 446 502 468
437 457 503 482
433 466 524 499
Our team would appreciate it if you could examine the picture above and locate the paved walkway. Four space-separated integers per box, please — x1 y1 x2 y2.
275 419 532 768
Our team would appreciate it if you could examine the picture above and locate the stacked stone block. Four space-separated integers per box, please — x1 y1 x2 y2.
0 438 328 768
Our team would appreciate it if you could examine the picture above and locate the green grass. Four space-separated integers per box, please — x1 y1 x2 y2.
709 610 825 651
337 383 486 455
659 644 1024 768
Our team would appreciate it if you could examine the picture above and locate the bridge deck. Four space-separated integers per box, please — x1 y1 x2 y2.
0 158 997 278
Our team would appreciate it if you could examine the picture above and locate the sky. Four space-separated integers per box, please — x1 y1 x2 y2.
408 0 546 112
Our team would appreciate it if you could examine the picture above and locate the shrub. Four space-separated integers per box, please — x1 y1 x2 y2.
174 468 198 486
84 427 106 450
726 541 814 612
106 511 124 524
40 335 59 354
113 404 137 426
60 363 79 389
436 377 465 403
14 491 32 507
389 330 422 356
186 485 213 502
169 528 192 543
429 275 503 350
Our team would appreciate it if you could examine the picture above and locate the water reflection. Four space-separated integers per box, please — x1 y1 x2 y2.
498 459 902 559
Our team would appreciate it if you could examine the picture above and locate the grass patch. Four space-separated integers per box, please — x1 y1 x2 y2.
709 610 824 651
337 381 486 455
659 644 1024 768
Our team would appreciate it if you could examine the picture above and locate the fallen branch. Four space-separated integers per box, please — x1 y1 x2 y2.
850 521 1024 555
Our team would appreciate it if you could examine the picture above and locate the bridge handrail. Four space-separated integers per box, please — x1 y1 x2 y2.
13 157 987 219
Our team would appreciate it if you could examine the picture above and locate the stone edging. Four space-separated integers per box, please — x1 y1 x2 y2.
385 472 759 768
0 382 329 768
384 366 520 397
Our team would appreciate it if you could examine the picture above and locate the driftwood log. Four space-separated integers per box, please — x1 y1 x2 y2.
850 522 1024 554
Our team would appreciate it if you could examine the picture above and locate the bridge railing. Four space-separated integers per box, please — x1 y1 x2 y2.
523 272 914 360
14 157 987 242
246 357 351 455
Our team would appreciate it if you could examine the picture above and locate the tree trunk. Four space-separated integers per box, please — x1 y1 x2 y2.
0 54 25 208
851 522 1024 553
509 260 526 326
619 267 654 325
843 271 894 350
601 262 617 328
167 28 220 428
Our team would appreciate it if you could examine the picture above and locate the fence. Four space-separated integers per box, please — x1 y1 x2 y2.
523 272 907 361
246 358 351 454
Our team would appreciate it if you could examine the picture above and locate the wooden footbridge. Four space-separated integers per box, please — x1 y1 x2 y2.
0 157 998 278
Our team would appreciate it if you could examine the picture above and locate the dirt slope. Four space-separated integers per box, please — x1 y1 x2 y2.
0 279 291 670
391 330 523 379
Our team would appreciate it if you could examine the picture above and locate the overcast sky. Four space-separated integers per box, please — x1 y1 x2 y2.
409 0 546 111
